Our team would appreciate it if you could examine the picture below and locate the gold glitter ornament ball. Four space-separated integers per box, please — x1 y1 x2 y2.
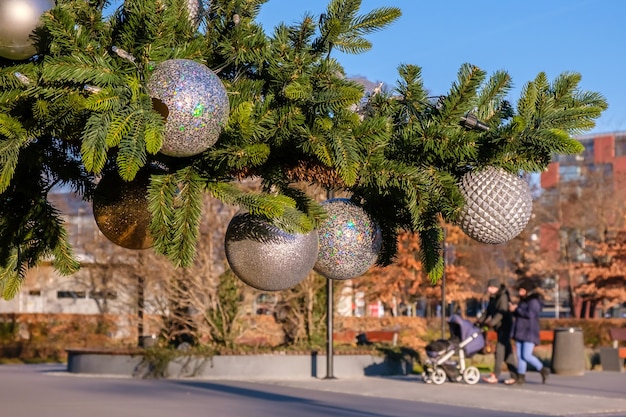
314 198 382 281
0 0 55 60
225 213 319 291
93 170 154 250
458 166 532 244
147 59 229 157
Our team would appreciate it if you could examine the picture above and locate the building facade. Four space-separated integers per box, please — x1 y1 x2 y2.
538 131 626 317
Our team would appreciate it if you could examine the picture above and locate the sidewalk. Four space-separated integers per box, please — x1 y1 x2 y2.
258 372 626 416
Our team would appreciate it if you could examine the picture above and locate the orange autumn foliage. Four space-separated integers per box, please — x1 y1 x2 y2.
357 230 480 313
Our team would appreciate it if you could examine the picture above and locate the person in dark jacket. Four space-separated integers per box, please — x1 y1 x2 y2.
478 278 517 384
507 279 550 385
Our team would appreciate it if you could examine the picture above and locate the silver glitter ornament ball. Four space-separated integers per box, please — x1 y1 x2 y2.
458 166 532 244
314 198 382 281
93 170 154 250
0 0 54 60
147 59 229 157
225 213 319 291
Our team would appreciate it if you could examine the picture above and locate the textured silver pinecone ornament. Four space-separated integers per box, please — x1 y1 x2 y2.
186 0 207 28
458 167 532 244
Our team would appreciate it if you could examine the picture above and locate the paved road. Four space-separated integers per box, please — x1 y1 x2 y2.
1 364 625 417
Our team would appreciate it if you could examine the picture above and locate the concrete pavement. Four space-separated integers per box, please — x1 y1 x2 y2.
2 364 625 417
262 372 626 416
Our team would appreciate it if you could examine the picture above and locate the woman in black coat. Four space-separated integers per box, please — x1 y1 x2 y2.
506 279 550 385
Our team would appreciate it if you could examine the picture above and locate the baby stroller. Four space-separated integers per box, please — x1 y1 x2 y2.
422 314 485 385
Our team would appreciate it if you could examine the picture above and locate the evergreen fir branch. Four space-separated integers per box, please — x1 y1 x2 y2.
224 101 257 140
148 172 177 256
284 81 313 100
267 106 306 145
314 0 400 55
350 7 402 36
83 88 125 112
81 112 111 173
419 225 444 283
333 35 371 55
50 220 80 276
0 252 22 300
42 56 123 86
276 185 326 229
476 70 512 123
0 139 20 194
116 111 147 181
288 14 317 51
204 181 247 207
168 167 205 267
395 64 428 106
234 192 297 219
0 90 25 106
32 100 50 120
210 143 271 170
105 107 135 148
551 71 582 104
143 110 164 155
301 126 334 167
438 63 485 125
515 81 538 130
0 115 28 193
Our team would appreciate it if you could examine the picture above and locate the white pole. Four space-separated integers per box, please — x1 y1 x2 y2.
555 279 560 319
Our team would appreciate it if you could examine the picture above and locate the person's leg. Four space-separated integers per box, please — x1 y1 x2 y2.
493 340 505 378
516 341 527 374
505 340 524 385
519 341 543 371
503 338 518 379
482 344 500 383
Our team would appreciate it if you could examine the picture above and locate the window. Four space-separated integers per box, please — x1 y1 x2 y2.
89 290 117 300
57 291 86 299
614 134 626 157
28 290 41 296
559 165 581 182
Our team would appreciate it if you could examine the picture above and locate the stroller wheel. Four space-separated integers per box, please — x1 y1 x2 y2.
431 368 447 385
463 366 481 385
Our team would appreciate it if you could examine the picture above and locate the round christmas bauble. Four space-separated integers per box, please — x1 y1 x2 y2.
225 213 318 291
147 59 229 157
458 166 532 244
0 0 54 60
314 198 382 280
93 170 153 250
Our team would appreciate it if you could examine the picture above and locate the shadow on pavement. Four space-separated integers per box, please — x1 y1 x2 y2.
166 379 404 417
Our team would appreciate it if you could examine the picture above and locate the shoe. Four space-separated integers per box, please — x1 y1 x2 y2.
503 376 517 385
482 374 498 384
516 374 526 385
540 367 550 384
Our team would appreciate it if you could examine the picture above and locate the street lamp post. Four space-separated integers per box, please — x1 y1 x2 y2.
325 189 336 379
325 277 335 379
441 227 447 339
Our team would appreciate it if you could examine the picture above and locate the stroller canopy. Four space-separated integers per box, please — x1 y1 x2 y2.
448 314 485 356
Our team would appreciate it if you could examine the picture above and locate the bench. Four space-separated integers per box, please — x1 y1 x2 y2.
600 327 626 372
332 330 398 346
360 330 399 346
485 329 554 343
332 330 358 344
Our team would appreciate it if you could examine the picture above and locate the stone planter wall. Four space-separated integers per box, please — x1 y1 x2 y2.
66 349 412 379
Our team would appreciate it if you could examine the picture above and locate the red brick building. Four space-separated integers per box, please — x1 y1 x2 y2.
538 131 626 317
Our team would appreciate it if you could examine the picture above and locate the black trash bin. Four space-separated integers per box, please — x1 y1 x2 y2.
551 327 585 375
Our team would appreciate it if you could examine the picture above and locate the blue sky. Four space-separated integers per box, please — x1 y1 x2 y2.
257 0 626 135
